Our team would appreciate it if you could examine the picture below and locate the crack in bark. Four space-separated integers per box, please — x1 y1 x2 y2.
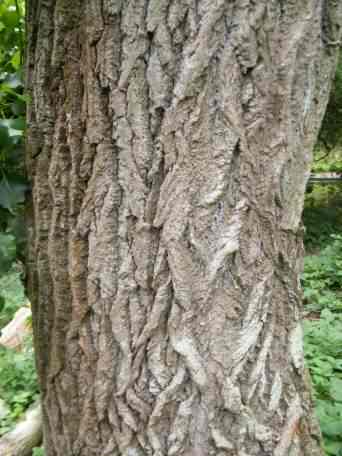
26 1 342 455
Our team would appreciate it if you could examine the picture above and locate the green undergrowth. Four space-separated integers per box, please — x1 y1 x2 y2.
303 235 342 313
312 160 342 173
0 264 26 326
0 265 38 437
303 184 342 251
304 311 342 456
303 234 342 455
312 149 341 173
0 0 41 441
32 448 45 456
0 337 39 436
0 0 27 277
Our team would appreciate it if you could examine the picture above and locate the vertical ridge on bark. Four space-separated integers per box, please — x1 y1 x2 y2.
26 1 342 455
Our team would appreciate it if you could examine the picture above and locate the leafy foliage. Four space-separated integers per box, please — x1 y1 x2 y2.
0 4 34 439
32 448 45 456
0 266 26 327
0 232 15 276
314 48 342 174
0 0 24 74
303 234 342 455
0 0 26 319
304 311 342 456
303 185 342 251
0 336 39 436
318 50 342 152
0 264 34 437
0 0 26 276
312 156 342 173
303 235 342 313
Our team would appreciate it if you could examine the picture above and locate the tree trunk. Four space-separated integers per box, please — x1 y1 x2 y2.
25 1 342 455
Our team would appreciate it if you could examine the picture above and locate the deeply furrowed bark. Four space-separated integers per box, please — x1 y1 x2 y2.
26 1 342 455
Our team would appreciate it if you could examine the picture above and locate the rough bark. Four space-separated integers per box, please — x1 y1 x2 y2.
26 1 342 455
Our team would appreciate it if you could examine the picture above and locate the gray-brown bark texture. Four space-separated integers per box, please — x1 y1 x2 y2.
26 1 342 455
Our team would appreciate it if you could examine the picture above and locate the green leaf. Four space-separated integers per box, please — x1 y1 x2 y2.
0 84 26 101
0 294 5 312
0 124 11 148
0 174 28 212
0 118 25 138
10 99 25 116
325 441 342 456
3 72 22 89
0 269 27 327
5 144 24 167
0 233 16 275
10 51 20 71
8 117 25 131
331 378 342 402
0 9 19 29
334 360 342 372
322 420 342 437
